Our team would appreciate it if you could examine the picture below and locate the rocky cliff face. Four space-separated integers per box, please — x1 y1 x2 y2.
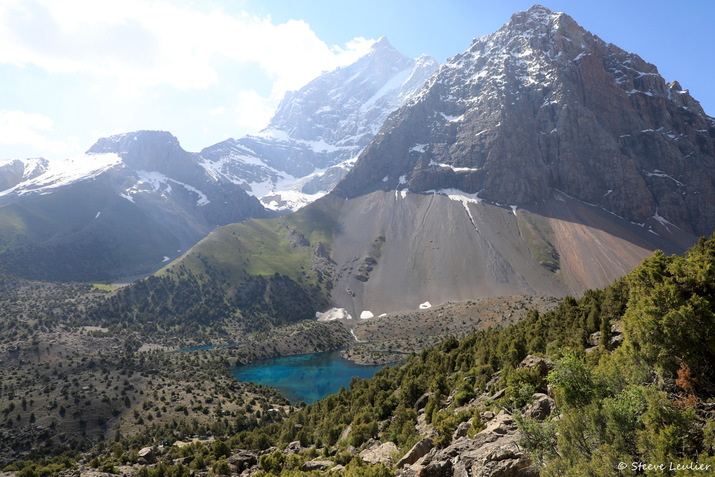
200 38 439 211
335 5 715 236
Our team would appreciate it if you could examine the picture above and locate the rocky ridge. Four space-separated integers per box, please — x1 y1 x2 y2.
199 38 438 211
335 5 715 237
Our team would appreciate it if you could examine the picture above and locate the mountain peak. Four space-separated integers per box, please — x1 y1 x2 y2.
523 4 558 18
335 6 715 236
86 130 197 177
370 36 394 51
87 130 182 156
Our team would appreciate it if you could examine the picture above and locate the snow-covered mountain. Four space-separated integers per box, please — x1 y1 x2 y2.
0 39 436 280
199 37 438 211
160 5 714 323
0 131 270 281
336 5 715 237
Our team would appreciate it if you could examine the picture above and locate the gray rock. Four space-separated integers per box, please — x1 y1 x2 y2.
137 447 157 465
396 437 434 468
610 334 625 348
228 450 259 472
490 389 507 401
479 410 517 436
359 441 398 465
424 405 538 477
414 392 433 412
517 355 555 377
302 460 333 472
523 393 557 421
418 459 453 477
340 425 352 442
283 440 303 455
453 420 472 440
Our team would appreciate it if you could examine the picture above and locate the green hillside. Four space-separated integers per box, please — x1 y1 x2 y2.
85 196 342 339
0 180 180 282
68 234 715 476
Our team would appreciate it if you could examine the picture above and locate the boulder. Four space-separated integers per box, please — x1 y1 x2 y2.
610 334 624 348
302 460 333 472
283 440 303 455
468 439 538 477
490 389 506 401
453 420 471 439
396 437 433 468
414 392 433 412
516 355 554 377
479 410 516 436
418 459 452 477
360 441 398 465
228 450 259 472
523 393 557 421
137 447 157 465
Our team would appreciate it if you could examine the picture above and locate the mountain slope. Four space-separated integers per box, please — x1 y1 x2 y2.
334 5 715 237
144 5 709 322
0 131 270 281
199 38 438 211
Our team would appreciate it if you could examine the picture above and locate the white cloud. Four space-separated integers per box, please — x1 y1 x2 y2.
0 0 374 96
0 110 69 154
233 90 276 131
0 0 376 154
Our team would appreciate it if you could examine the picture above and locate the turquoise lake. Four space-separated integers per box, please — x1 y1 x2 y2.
231 350 385 404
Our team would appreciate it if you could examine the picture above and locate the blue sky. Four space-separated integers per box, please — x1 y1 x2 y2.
1 0 713 161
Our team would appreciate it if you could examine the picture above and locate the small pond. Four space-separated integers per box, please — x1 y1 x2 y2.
231 349 385 404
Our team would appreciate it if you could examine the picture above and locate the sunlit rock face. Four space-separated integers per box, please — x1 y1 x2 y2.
335 5 715 237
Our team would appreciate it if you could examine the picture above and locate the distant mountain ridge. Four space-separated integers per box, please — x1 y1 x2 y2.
0 131 270 281
0 39 438 281
199 37 438 211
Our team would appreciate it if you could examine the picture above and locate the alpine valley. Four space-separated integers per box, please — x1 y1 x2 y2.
1 5 715 476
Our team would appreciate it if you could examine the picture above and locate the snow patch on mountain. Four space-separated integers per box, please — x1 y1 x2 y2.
360 66 414 113
127 170 210 206
198 38 438 212
0 153 122 197
428 159 479 172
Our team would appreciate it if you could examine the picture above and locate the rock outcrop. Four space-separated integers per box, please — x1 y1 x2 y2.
400 412 538 477
360 441 399 465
